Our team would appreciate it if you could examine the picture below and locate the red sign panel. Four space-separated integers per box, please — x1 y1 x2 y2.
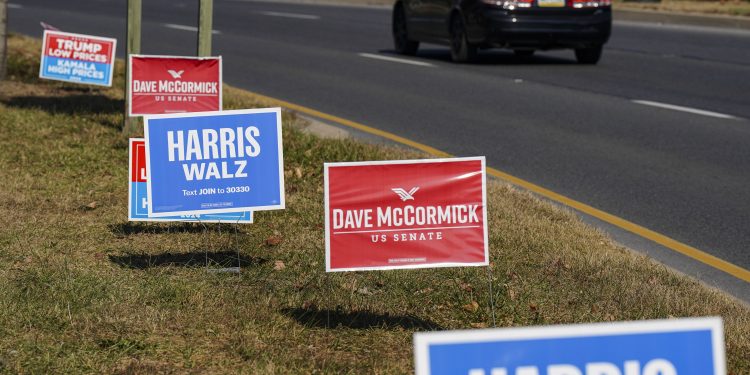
325 157 488 272
128 55 222 116
130 139 147 183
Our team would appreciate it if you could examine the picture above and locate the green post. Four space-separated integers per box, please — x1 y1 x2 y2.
123 0 142 135
0 0 8 81
198 0 213 57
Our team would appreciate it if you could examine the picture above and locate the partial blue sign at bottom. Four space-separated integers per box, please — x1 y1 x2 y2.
415 317 725 375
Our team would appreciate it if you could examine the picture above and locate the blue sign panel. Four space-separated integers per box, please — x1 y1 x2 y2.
39 30 116 87
130 182 253 223
414 318 725 375
128 139 252 223
144 108 284 217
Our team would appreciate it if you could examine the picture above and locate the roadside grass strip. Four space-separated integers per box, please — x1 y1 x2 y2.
0 34 749 373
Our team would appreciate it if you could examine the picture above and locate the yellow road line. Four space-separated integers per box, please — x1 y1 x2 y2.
247 89 750 283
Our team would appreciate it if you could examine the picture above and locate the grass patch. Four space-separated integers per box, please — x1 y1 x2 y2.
1 34 749 373
615 0 750 17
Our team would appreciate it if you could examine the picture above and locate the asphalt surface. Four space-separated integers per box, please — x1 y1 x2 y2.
8 0 750 301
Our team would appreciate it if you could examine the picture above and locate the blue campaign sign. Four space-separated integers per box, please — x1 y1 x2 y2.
39 30 116 87
128 139 252 223
144 108 284 217
414 317 725 375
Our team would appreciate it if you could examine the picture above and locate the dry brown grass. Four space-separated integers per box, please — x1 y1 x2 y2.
0 34 748 374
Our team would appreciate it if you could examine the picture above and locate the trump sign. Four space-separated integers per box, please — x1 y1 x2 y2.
39 30 116 86
128 139 253 223
414 317 726 375
129 55 222 116
324 157 488 272
144 108 284 217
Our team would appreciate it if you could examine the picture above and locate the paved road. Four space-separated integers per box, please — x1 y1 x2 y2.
9 0 750 301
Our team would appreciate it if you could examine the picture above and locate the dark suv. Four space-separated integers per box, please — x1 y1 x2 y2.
392 0 612 64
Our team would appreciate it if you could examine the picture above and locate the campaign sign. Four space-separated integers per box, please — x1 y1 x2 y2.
144 108 284 217
414 317 726 375
129 55 222 116
128 139 253 223
324 157 488 272
39 30 116 86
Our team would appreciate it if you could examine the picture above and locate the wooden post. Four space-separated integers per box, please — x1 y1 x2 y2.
197 0 213 57
123 0 142 135
0 0 8 81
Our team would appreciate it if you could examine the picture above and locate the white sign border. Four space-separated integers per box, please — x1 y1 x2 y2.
127 54 223 117
39 30 117 87
324 156 489 272
143 107 285 217
127 138 253 223
414 317 726 375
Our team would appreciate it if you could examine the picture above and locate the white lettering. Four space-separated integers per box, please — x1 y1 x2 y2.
586 363 621 375
167 130 184 162
548 365 583 375
472 359 677 375
642 360 676 375
245 126 261 157
182 163 205 181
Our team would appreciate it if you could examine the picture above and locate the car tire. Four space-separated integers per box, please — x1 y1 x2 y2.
575 44 603 64
450 15 477 63
393 4 419 55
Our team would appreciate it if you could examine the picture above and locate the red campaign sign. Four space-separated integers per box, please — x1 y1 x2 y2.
43 32 114 64
128 55 222 116
325 157 488 272
130 139 147 183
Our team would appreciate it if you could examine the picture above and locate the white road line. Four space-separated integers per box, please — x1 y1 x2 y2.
259 11 320 20
632 100 737 120
8 3 22 9
358 53 434 67
164 23 221 34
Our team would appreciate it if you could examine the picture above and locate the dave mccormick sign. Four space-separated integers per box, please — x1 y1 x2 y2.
324 157 488 272
144 108 284 217
128 139 253 223
414 317 726 375
39 30 116 86
129 55 222 116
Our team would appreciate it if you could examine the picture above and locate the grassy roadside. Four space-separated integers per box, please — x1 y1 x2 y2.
614 0 750 17
1 34 749 373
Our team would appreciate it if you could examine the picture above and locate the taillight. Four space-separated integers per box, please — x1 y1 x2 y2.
569 0 611 8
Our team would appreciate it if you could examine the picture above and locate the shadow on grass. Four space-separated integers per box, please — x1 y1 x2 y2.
109 222 247 236
109 251 267 269
0 94 122 115
281 307 442 330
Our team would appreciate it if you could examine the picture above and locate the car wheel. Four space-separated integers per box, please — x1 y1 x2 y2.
393 4 419 55
450 15 477 63
575 44 603 64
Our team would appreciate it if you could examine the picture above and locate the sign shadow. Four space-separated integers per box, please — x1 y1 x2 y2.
109 222 246 236
109 251 266 270
0 93 122 116
280 306 442 330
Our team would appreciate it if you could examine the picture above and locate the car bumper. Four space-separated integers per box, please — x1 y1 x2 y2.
473 7 612 49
